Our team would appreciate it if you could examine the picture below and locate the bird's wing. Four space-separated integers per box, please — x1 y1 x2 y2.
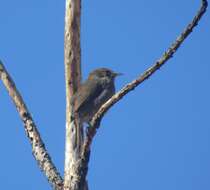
94 88 111 106
73 79 103 112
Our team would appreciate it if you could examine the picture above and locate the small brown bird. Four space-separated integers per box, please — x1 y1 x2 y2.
72 68 122 124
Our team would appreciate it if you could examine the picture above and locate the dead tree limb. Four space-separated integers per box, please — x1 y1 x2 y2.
0 0 208 189
82 0 208 163
63 0 83 190
0 61 63 190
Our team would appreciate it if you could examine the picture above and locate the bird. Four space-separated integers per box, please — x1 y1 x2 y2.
72 68 122 125
71 68 122 150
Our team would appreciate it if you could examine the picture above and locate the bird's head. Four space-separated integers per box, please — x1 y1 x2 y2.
88 68 122 81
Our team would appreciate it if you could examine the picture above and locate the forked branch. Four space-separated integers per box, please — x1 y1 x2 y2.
0 62 63 190
0 0 207 190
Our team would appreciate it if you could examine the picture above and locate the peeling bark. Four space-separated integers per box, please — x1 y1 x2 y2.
64 0 84 189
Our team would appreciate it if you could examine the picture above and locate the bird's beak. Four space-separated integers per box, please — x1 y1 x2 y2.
113 72 123 77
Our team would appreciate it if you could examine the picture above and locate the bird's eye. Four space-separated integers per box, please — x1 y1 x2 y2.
106 71 111 77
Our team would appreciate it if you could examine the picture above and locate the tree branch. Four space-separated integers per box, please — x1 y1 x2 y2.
64 0 83 189
0 61 63 190
82 0 208 155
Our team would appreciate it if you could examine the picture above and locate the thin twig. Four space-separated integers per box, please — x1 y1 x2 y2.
0 61 63 190
82 0 208 155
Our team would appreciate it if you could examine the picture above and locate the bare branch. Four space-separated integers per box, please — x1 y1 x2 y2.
82 0 208 155
0 61 63 190
64 0 83 189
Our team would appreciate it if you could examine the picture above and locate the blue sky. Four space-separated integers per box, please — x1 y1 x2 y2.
0 1 210 190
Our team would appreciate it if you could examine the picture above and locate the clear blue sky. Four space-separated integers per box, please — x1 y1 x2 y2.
0 1 209 190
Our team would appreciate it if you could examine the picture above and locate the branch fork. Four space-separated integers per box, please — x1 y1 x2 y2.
0 0 208 190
